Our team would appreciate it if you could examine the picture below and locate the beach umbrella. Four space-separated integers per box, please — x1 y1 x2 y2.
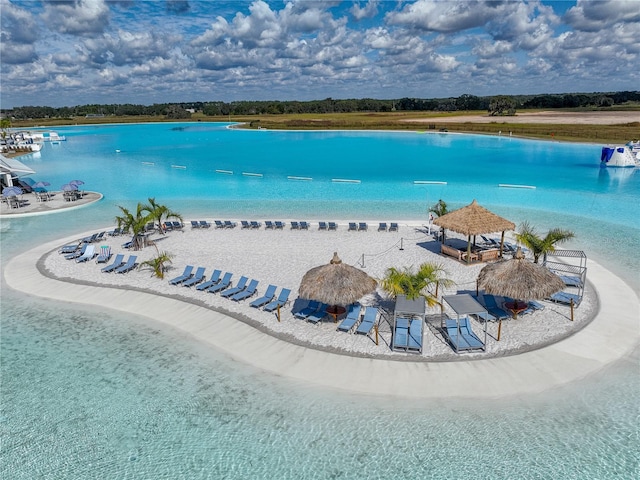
33 181 50 189
298 252 377 309
62 183 78 191
69 179 84 186
2 186 23 196
433 199 516 263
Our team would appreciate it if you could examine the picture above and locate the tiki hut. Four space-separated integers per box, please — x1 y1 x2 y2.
298 252 377 309
432 199 516 263
477 247 565 317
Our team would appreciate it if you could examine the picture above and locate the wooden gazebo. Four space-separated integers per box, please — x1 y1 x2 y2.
433 199 515 263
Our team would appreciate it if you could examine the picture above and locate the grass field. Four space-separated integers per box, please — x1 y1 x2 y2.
9 109 640 144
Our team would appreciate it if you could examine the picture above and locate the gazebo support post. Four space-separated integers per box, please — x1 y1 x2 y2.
497 319 502 341
374 324 379 345
277 305 281 322
500 231 506 258
466 235 472 264
570 299 574 321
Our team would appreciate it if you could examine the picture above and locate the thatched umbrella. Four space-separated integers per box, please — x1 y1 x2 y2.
298 252 377 309
477 247 565 338
433 199 515 263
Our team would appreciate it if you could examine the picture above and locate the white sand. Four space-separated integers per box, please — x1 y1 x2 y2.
4 220 639 398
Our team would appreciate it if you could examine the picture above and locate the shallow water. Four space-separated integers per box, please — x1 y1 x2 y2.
1 125 639 478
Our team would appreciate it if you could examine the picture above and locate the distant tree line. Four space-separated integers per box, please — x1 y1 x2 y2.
3 91 638 120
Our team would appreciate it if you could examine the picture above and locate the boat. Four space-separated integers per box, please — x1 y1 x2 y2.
600 144 639 168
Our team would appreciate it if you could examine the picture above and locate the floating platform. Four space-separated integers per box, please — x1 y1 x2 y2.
332 178 361 184
498 184 536 189
413 180 447 185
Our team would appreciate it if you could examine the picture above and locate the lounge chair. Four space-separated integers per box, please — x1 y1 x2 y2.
163 222 173 231
358 222 368 231
59 243 80 254
482 294 510 320
146 222 155 232
290 221 299 230
95 246 112 263
172 221 183 230
294 300 321 319
378 222 387 231
108 227 121 236
80 233 98 243
101 253 124 273
554 273 583 288
265 221 275 229
224 220 237 228
389 222 398 232
355 306 378 335
445 318 484 352
459 317 484 349
207 272 232 293
93 231 106 242
250 221 261 229
250 285 277 308
275 221 285 229
241 220 251 229
528 300 545 311
263 288 291 312
190 220 200 228
474 310 496 322
348 222 357 231
214 220 225 229
231 279 259 301
307 304 329 324
299 221 309 230
393 318 409 350
337 304 362 333
115 255 138 274
407 318 423 352
549 291 582 306
196 269 222 291
318 221 328 230
168 265 194 285
65 243 88 260
199 220 211 228
220 276 249 297
75 245 96 263
121 239 134 249
328 222 337 231
182 267 206 287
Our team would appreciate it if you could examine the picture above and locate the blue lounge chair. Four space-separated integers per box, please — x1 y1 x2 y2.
265 221 275 229
220 276 249 297
294 300 320 319
191 220 200 228
408 318 423 352
59 243 80 254
328 222 337 231
389 222 398 232
101 254 125 273
115 255 137 274
163 222 173 232
121 238 134 249
549 291 582 306
378 222 387 231
275 221 285 229
250 285 277 308
263 288 291 312
95 246 112 263
482 294 510 320
290 221 299 230
169 265 194 285
207 272 232 293
224 220 237 228
108 227 121 236
299 221 309 230
182 267 206 287
393 318 409 350
474 310 496 322
348 222 357 231
93 231 106 242
199 220 211 228
528 300 545 311
355 307 377 335
358 222 368 231
445 318 484 352
231 279 259 301
337 304 361 332
555 274 583 288
241 220 251 229
65 243 88 260
318 221 328 230
250 220 261 229
214 220 224 228
172 221 183 230
306 304 329 324
459 317 485 349
76 245 96 263
196 269 222 291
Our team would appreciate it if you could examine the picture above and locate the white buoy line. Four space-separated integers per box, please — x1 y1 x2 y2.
331 178 361 184
413 180 447 185
498 184 536 189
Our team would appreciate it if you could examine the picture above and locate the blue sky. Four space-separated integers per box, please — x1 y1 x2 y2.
1 0 638 108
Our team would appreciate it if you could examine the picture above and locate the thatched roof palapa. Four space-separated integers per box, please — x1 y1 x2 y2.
433 199 515 236
477 248 565 301
298 252 377 306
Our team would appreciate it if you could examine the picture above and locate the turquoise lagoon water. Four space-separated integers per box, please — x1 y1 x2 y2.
1 124 638 479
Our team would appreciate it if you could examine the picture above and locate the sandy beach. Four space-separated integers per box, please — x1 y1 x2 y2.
5 220 639 398
405 110 640 125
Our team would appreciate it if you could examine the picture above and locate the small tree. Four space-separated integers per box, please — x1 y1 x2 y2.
115 203 150 250
515 221 575 263
139 247 174 279
429 199 448 242
380 263 453 306
142 197 183 234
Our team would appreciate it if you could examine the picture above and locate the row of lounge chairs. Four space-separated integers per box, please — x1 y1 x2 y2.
392 316 423 353
190 220 211 228
188 220 401 231
168 265 290 311
472 294 545 322
101 254 138 274
163 221 183 231
293 301 378 335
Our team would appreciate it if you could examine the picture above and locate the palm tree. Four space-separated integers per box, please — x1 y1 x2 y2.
115 203 150 250
515 221 575 263
143 197 183 234
139 248 174 279
380 262 453 307
429 199 448 242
